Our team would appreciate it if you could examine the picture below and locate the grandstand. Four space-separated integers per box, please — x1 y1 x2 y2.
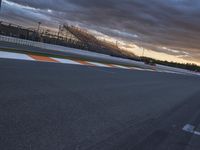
63 25 137 59
0 21 138 60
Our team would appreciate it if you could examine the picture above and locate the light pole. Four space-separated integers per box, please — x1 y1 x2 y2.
116 41 118 48
37 22 41 32
36 22 41 42
57 25 62 38
142 47 145 57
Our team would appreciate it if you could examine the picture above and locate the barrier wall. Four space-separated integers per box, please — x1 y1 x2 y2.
0 35 197 75
0 35 150 68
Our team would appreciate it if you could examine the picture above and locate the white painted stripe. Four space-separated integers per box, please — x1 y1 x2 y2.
157 70 184 75
113 65 130 69
183 124 195 133
129 67 146 71
182 124 200 136
144 69 155 72
129 67 155 72
89 62 110 68
0 51 34 61
194 131 200 136
51 57 81 65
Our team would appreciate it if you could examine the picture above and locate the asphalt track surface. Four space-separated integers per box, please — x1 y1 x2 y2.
1 58 200 150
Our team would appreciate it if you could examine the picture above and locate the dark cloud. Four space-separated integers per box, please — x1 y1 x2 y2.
1 0 200 64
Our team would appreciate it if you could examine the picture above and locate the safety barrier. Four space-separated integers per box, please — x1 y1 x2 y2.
1 35 195 75
0 35 141 65
0 35 46 48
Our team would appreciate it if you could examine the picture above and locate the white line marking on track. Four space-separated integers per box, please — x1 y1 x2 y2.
144 69 155 72
182 124 200 136
51 57 81 65
113 65 130 69
183 124 195 133
88 62 109 68
194 131 200 136
0 51 34 61
129 67 146 71
157 70 182 75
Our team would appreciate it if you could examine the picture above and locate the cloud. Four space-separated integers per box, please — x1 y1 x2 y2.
1 0 200 64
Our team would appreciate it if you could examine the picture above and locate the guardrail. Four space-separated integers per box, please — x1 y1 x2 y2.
1 35 196 75
0 35 149 69
0 35 47 49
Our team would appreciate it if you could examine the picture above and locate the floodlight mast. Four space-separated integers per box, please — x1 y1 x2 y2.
37 22 41 32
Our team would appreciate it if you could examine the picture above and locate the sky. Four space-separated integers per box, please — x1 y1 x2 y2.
0 0 200 65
